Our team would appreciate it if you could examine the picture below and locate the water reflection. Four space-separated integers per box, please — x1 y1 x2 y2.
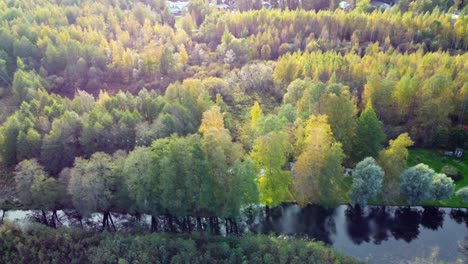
2 205 467 263
254 203 337 244
254 205 467 263
450 209 468 227
255 205 456 245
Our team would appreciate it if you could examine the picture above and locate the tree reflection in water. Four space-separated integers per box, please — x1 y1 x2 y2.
258 203 337 244
450 209 468 227
421 207 445 230
344 206 447 244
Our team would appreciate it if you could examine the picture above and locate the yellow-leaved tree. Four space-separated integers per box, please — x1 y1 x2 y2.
293 115 344 207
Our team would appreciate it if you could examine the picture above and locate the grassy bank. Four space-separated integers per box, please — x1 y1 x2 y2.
0 223 358 264
408 148 468 208
336 148 468 208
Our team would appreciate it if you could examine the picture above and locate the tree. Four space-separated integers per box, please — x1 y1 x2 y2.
14 159 46 206
152 135 208 220
199 106 224 134
68 152 119 229
349 157 384 207
455 187 468 203
16 128 41 161
430 173 454 201
178 44 188 65
400 164 434 206
124 146 161 230
356 0 371 12
14 159 60 225
41 111 83 175
251 131 292 209
293 115 344 207
353 105 385 162
320 84 357 158
379 133 414 202
200 106 257 218
12 67 42 102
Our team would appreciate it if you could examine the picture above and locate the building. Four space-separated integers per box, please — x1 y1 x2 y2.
167 1 190 15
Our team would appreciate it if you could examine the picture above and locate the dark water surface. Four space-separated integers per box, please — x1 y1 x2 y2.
2 205 467 263
251 204 468 263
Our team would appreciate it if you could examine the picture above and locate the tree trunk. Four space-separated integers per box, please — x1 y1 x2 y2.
265 205 270 220
135 212 141 223
232 218 238 235
151 216 158 232
50 210 56 228
41 210 49 226
53 210 62 226
209 217 214 233
167 214 175 232
79 215 83 229
102 212 109 231
225 218 229 235
213 217 220 235
1 209 6 225
187 216 192 233
197 217 202 231
109 213 116 232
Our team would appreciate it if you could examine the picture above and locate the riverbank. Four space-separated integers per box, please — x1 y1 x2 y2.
0 223 357 264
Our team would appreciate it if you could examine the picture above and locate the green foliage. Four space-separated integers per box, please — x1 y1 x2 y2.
293 115 344 207
124 146 160 215
14 159 61 210
0 224 356 264
0 0 467 217
431 173 454 201
349 157 385 207
68 152 119 216
400 164 435 205
252 131 292 207
353 106 385 162
456 187 468 202
441 165 464 182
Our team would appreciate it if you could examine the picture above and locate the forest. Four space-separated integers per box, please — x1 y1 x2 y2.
0 0 467 242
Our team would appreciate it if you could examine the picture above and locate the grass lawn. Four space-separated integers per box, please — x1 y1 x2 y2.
175 16 182 29
408 148 468 208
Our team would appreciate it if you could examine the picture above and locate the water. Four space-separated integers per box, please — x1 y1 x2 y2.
252 204 468 263
2 205 467 263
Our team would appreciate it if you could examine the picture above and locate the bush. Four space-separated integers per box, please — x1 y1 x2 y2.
0 224 358 264
441 165 463 181
455 187 468 203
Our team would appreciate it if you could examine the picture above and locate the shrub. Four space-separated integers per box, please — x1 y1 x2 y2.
455 187 468 203
441 165 463 181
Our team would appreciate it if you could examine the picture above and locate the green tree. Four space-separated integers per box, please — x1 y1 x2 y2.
41 111 83 175
200 106 257 217
68 152 120 229
353 105 385 162
430 173 454 201
293 115 344 207
400 164 434 205
320 84 357 158
349 157 384 207
455 187 468 203
14 159 60 225
124 147 161 221
379 133 414 202
251 131 292 209
153 135 210 219
14 159 46 206
16 128 41 161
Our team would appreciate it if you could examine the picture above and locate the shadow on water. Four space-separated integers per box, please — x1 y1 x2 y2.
250 203 337 243
2 204 467 263
252 205 452 245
